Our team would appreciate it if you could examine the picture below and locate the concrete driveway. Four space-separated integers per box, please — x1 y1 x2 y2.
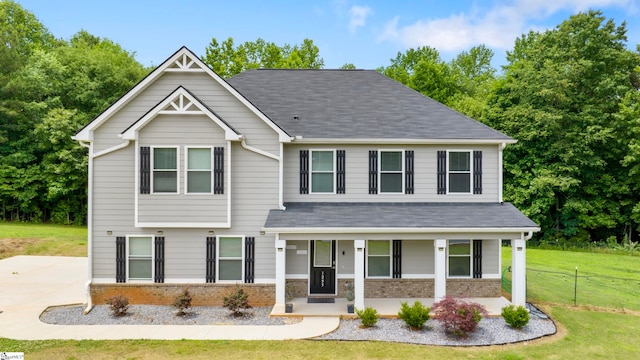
0 256 338 340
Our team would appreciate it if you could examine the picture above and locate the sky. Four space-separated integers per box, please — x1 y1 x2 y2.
15 0 640 70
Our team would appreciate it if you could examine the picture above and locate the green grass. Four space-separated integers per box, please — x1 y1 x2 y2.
502 247 640 311
0 222 87 258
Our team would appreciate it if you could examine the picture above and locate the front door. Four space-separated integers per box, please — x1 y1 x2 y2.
309 240 336 294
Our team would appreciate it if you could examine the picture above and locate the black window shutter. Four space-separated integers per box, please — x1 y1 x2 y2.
300 150 309 194
336 150 346 194
140 147 150 194
393 240 402 278
154 236 165 283
405 150 414 194
116 236 126 283
214 147 224 194
437 150 447 194
244 237 255 283
473 240 482 279
206 236 216 283
369 150 378 194
473 150 482 194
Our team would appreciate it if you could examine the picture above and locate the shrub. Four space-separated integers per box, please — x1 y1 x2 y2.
106 294 129 317
398 301 431 330
223 285 251 317
355 306 379 327
173 288 193 316
432 296 488 338
501 304 530 329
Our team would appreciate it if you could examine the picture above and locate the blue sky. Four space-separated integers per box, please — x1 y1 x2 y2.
17 0 640 70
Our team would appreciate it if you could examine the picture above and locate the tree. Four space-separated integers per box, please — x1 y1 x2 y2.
486 10 640 243
202 37 324 78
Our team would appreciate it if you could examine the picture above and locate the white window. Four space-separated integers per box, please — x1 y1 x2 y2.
186 147 212 193
128 236 153 281
311 150 335 193
379 150 403 193
448 240 471 277
217 236 244 282
152 147 178 193
447 151 472 193
366 240 391 278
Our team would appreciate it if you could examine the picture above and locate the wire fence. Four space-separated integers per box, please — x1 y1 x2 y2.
503 267 640 311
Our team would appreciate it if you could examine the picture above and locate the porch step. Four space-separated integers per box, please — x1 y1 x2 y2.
307 297 335 303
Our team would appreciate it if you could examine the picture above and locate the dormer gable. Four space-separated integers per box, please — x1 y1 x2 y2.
73 46 290 142
120 86 241 141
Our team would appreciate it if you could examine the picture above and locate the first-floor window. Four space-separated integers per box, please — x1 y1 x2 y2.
153 147 178 193
448 240 471 277
128 236 153 280
218 236 243 281
367 240 391 277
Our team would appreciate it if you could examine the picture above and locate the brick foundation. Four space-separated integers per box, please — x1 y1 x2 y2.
90 283 275 307
364 279 435 298
446 279 501 297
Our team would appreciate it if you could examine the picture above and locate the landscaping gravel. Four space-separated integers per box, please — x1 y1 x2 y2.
40 304 556 346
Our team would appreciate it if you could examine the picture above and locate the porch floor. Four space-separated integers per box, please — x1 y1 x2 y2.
270 297 511 317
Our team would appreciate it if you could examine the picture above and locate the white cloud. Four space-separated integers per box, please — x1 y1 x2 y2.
349 5 372 33
378 0 637 52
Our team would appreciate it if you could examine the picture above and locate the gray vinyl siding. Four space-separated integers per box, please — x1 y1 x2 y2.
93 72 280 155
285 240 309 275
482 239 500 275
402 240 434 275
283 144 499 202
137 115 228 224
337 240 354 275
90 69 283 282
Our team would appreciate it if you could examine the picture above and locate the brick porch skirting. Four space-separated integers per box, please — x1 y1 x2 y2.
446 279 502 297
90 283 275 306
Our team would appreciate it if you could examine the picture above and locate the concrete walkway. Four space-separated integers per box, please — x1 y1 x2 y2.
0 256 339 340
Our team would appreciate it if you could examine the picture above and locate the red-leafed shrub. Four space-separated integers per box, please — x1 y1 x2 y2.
432 296 488 338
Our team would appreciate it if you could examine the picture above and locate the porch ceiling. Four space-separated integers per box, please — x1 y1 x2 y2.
263 202 539 233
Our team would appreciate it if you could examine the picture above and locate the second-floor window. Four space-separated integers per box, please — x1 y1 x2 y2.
380 151 403 193
311 150 335 193
448 151 471 193
152 147 178 193
186 147 212 193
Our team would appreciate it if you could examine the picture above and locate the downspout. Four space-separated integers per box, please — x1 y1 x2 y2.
78 140 94 314
499 142 506 203
239 136 286 210
524 231 533 241
77 139 131 314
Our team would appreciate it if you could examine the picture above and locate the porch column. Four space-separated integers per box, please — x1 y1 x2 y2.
511 237 526 306
434 239 447 300
274 236 287 313
354 239 365 310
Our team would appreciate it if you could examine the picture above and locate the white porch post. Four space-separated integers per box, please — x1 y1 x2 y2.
434 239 447 300
354 239 365 310
511 237 527 306
274 235 287 313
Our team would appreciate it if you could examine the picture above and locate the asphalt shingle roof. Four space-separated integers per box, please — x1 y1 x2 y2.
227 69 512 141
264 202 538 230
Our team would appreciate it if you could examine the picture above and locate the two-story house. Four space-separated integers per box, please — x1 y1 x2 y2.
73 47 538 314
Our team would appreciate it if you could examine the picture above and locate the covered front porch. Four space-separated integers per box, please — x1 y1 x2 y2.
270 296 512 317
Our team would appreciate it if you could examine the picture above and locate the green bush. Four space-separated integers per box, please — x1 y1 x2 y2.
398 301 431 330
501 304 530 329
432 296 488 338
223 285 251 317
355 306 379 327
105 294 129 317
172 288 193 316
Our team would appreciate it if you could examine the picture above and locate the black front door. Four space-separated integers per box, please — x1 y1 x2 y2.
309 240 336 294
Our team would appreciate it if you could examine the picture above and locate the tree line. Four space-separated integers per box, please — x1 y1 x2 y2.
1 2 639 244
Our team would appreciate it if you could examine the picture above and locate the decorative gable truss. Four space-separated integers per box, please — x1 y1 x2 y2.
165 52 206 73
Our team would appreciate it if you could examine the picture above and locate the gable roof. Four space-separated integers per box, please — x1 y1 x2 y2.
73 47 290 142
227 69 513 143
120 86 241 141
263 202 539 233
